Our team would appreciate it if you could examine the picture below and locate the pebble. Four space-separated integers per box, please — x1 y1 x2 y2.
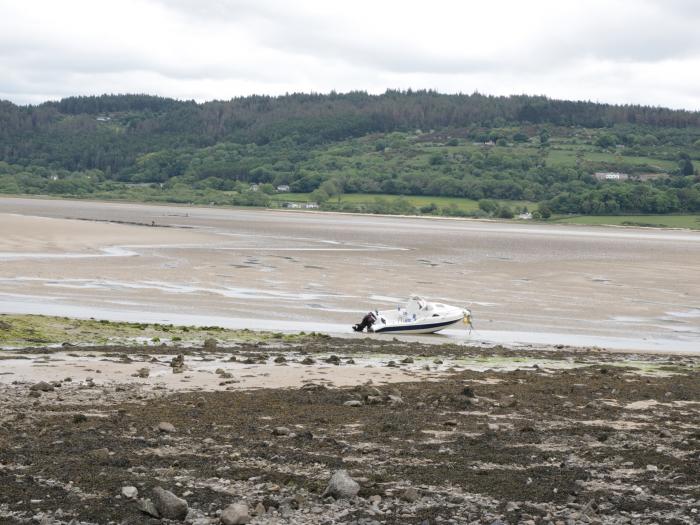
344 400 363 407
121 486 138 499
158 421 176 433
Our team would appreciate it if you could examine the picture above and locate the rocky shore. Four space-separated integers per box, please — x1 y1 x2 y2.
1 334 699 524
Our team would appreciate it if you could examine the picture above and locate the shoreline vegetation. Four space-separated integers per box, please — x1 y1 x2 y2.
3 192 700 231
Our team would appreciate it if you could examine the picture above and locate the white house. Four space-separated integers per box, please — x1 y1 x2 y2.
593 172 629 181
276 185 290 192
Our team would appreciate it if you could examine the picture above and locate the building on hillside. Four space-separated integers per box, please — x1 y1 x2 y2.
304 202 319 209
517 212 533 220
249 184 259 192
281 202 301 209
276 185 290 192
593 172 629 181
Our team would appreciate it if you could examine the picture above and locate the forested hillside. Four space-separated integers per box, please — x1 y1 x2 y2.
1 91 699 218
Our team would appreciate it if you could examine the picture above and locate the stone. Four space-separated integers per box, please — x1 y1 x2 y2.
89 448 111 463
220 503 250 524
152 486 188 520
367 396 383 405
322 469 360 499
121 486 138 499
325 355 341 365
274 356 286 363
170 354 185 370
137 498 160 518
158 421 176 433
388 395 404 405
30 381 54 392
301 357 315 365
133 367 150 378
344 400 362 407
368 495 382 506
401 357 414 364
253 502 266 516
487 423 500 431
203 338 218 351
272 426 290 436
401 487 420 502
462 386 475 397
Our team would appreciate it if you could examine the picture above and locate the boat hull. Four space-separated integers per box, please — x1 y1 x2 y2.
372 315 463 334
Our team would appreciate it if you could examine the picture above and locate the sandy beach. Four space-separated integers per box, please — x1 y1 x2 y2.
1 197 699 353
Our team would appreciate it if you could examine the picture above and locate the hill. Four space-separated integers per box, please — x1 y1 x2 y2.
1 91 699 218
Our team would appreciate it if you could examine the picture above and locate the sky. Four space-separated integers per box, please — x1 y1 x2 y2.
1 0 700 109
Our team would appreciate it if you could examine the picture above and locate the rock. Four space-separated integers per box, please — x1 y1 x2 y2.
646 464 658 472
253 502 266 516
386 360 397 367
203 338 218 351
272 426 290 436
158 421 176 433
344 400 362 407
152 486 188 520
462 386 475 397
122 486 138 499
220 503 250 524
401 487 420 502
274 356 286 363
301 357 315 365
367 396 383 405
401 357 414 364
170 354 185 370
368 495 382 506
388 395 404 405
89 448 111 463
137 498 160 518
28 390 41 398
322 469 360 499
487 423 500 431
325 355 341 365
659 428 673 438
30 381 54 392
443 419 458 427
132 367 150 378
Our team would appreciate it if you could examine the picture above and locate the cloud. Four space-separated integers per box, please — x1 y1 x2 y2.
0 0 699 109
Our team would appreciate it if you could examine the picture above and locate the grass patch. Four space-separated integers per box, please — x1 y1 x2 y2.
550 214 700 229
0 314 316 348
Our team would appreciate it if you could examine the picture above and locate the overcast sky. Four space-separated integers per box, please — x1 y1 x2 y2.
2 0 700 109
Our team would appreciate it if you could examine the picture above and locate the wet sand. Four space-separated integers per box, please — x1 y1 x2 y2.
1 196 699 352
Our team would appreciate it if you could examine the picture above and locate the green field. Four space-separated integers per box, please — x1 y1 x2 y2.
552 214 700 229
269 192 537 215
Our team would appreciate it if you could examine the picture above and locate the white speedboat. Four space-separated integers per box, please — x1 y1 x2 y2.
353 295 472 334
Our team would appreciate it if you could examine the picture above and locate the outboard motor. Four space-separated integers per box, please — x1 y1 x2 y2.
353 311 377 332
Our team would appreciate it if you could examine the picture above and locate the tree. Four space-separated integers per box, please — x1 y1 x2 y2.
538 203 552 219
596 133 616 149
678 153 695 176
